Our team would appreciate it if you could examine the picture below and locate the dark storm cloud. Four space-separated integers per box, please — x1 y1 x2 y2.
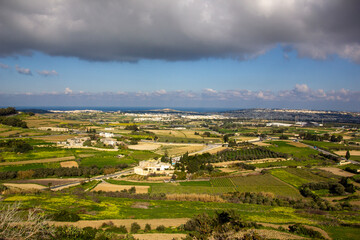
0 0 359 62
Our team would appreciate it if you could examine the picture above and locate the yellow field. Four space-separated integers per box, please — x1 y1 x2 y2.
155 144 205 156
0 156 75 166
252 142 271 146
0 130 22 137
25 116 90 128
33 135 73 142
60 161 79 168
234 136 258 141
3 183 46 190
91 182 149 193
335 150 360 156
128 143 161 151
287 141 308 148
319 167 355 177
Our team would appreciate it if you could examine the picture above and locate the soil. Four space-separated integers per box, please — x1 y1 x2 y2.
128 143 161 151
335 150 360 156
60 161 79 168
91 182 150 194
319 167 355 177
133 234 187 240
48 218 189 229
9 178 86 186
3 183 46 190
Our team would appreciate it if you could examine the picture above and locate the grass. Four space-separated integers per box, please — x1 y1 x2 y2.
267 141 319 159
270 169 310 188
323 226 360 240
230 174 302 198
302 140 347 152
79 150 160 167
0 162 60 172
0 147 73 162
252 159 320 168
151 185 235 195
179 181 212 187
108 174 301 197
210 178 234 187
2 192 312 223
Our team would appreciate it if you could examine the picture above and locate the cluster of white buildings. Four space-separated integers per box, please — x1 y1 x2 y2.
134 160 174 176
181 115 229 120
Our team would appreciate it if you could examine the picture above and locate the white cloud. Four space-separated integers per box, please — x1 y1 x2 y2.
37 70 58 77
0 63 9 69
294 84 310 93
64 87 73 94
15 65 32 75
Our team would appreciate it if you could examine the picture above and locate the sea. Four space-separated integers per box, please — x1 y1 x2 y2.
13 106 236 113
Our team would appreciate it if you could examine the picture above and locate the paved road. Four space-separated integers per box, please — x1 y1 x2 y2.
50 169 134 190
294 141 359 165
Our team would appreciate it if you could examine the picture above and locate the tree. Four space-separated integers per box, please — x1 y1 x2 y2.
131 222 141 233
0 202 54 239
144 224 151 232
345 150 350 160
223 135 229 143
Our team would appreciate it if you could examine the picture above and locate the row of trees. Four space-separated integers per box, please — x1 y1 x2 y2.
299 132 343 142
0 164 128 180
0 107 17 116
0 116 28 128
0 139 33 153
300 177 356 196
175 148 287 174
225 191 353 212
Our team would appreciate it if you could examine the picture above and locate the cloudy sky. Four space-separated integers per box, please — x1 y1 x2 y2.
0 0 359 111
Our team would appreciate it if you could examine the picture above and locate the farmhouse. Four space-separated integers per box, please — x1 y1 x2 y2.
99 132 115 138
38 127 69 132
59 137 90 147
134 160 174 176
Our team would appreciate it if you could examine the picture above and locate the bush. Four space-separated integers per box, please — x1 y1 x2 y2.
130 222 141 233
51 210 80 222
144 224 151 232
156 225 165 232
288 224 324 239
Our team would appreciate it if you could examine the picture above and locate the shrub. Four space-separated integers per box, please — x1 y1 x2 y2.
51 210 80 222
156 225 165 232
144 224 151 232
288 224 324 239
130 222 141 233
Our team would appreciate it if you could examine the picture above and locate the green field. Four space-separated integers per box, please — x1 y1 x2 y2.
0 162 60 172
230 174 302 198
79 150 160 167
107 174 300 197
2 193 312 223
267 141 319 159
0 147 73 162
270 169 310 187
323 226 360 240
302 140 350 151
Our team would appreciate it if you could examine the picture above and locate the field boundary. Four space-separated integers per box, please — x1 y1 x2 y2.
0 156 75 166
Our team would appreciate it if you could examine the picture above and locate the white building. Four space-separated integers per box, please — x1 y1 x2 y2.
99 132 115 138
266 122 292 127
134 160 174 176
38 127 69 132
61 137 90 147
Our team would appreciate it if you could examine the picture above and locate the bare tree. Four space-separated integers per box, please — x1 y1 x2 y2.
0 202 54 240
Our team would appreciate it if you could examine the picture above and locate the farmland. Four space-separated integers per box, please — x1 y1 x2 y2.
0 109 359 239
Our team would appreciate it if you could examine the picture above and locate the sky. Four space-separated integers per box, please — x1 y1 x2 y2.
0 0 359 111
